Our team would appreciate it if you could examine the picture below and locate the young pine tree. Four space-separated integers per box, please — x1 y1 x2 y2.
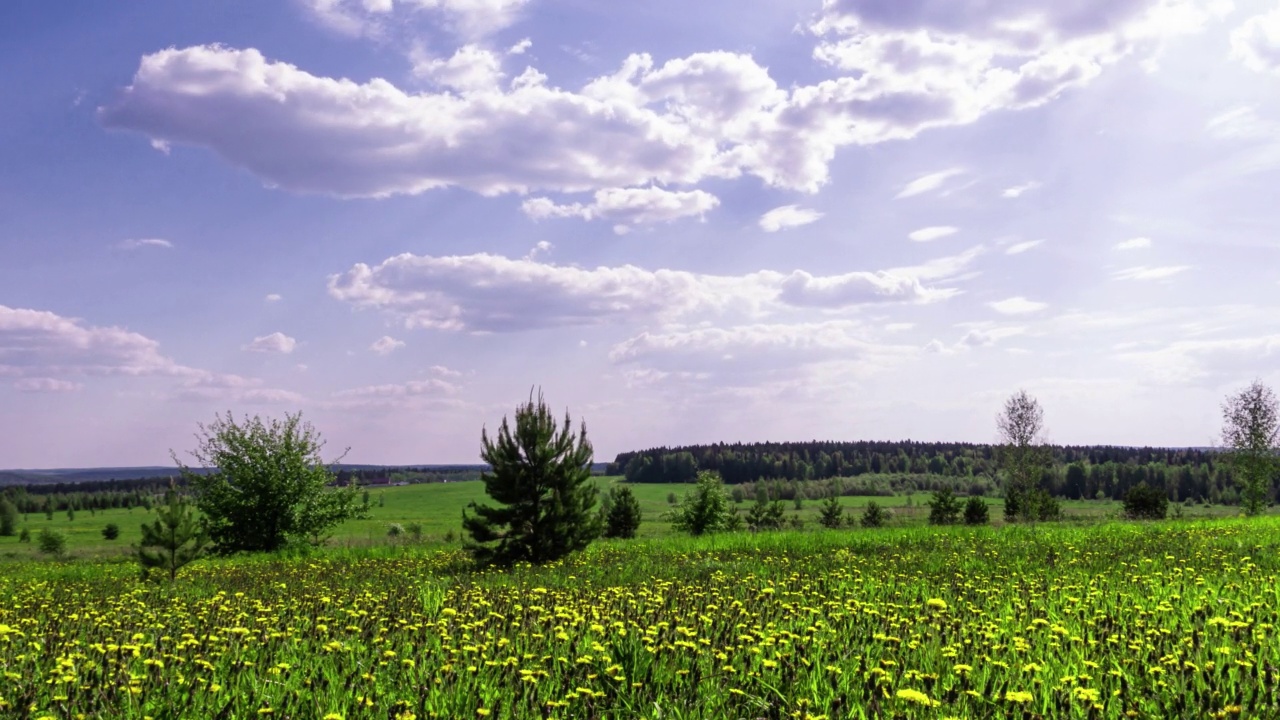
667 471 732 536
0 498 18 537
603 485 643 539
927 488 962 525
818 494 844 529
136 490 207 582
463 389 600 566
963 496 990 525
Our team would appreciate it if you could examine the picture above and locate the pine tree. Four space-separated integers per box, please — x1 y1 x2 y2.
927 488 962 525
0 498 18 537
667 471 732 536
963 496 989 525
136 490 207 582
746 495 786 531
818 495 844 529
463 389 600 566
603 486 642 539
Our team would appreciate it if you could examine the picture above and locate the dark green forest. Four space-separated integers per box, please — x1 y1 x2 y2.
609 441 1253 503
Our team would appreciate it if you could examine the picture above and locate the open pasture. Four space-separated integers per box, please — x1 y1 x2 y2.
2 518 1278 718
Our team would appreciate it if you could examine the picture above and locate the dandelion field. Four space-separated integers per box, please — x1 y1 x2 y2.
2 519 1278 719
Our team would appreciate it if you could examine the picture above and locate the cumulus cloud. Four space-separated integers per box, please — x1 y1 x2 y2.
116 238 173 250
894 168 963 198
1113 265 1190 280
265 293 283 302
327 249 979 331
1115 236 1152 250
370 335 406 354
1 305 200 379
14 377 82 393
908 225 958 242
1231 5 1280 75
99 0 1220 204
522 187 719 228
243 332 298 354
759 205 824 232
1001 181 1041 198
988 296 1048 314
1005 239 1044 254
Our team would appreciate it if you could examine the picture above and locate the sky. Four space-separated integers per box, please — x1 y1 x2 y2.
3 0 1280 468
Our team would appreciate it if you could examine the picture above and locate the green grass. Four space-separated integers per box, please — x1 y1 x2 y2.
0 478 1253 562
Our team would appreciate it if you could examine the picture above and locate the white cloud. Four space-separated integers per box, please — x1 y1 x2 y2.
333 378 458 398
524 240 553 260
1119 334 1280 385
411 44 504 92
243 332 298 354
0 305 200 379
1115 236 1152 250
759 204 824 232
508 38 532 55
116 238 173 250
608 321 915 370
265 293 283 302
370 335 406 355
894 168 963 199
522 187 719 227
327 249 979 331
300 0 530 40
1231 5 1280 75
100 2 1223 204
1206 105 1273 140
14 377 81 393
1005 239 1044 254
429 364 462 377
1001 181 1041 198
908 225 958 242
1113 265 1190 280
988 296 1048 315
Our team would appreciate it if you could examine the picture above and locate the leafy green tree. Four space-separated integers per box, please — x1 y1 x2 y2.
818 495 844 529
668 471 733 536
746 495 786 531
1221 379 1279 516
101 523 121 540
463 390 600 566
136 491 207 582
176 411 363 554
37 528 66 558
860 501 888 528
927 488 962 525
19 528 31 543
997 390 1052 523
1123 483 1168 520
963 496 989 526
0 498 18 536
603 486 643 539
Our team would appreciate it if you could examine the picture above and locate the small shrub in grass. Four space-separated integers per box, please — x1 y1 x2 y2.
406 522 424 542
102 523 120 540
861 501 888 528
1123 483 1168 520
38 528 66 558
387 523 405 539
927 488 962 525
19 528 31 543
818 495 844 529
963 497 990 526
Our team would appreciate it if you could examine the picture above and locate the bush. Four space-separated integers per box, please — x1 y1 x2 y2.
1123 483 1168 520
0 498 18 536
37 528 67 558
102 523 121 540
406 522 424 542
19 528 31 543
963 497 989 525
818 495 844 529
861 501 888 528
746 496 786 531
927 488 962 525
667 472 733 536
602 486 642 539
387 523 405 539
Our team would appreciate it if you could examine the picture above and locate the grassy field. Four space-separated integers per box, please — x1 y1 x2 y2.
0 477 1256 562
1 517 1278 718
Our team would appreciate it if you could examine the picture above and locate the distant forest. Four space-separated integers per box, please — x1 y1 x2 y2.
608 441 1250 504
0 466 482 515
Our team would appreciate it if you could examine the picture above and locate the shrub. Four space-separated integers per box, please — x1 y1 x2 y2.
963 497 989 525
861 501 888 528
667 472 733 536
927 488 962 525
37 528 67 558
406 522 424 542
746 496 786 531
387 523 405 539
136 491 207 582
1123 483 1168 520
0 498 18 536
102 523 121 540
818 495 844 529
19 528 31 543
602 486 642 539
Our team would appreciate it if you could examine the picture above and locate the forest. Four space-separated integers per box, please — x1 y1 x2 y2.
608 440 1245 503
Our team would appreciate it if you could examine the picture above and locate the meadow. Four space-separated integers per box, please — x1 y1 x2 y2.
1 516 1279 719
0 477 1248 562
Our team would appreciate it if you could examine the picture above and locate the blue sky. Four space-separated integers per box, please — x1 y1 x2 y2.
3 0 1280 468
